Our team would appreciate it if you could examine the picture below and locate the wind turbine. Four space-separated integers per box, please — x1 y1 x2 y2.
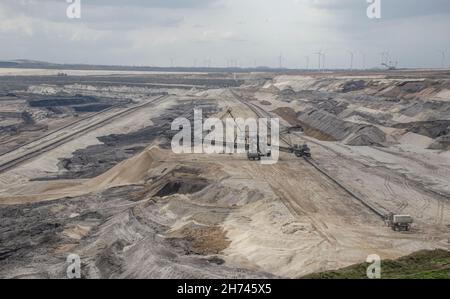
314 50 323 71
379 51 390 65
320 48 332 70
305 56 310 70
321 52 326 70
357 50 366 69
348 50 354 70
278 53 283 69
438 49 447 68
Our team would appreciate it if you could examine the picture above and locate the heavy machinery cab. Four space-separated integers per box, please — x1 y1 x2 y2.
247 152 262 161
385 213 413 231
247 149 271 161
293 144 311 158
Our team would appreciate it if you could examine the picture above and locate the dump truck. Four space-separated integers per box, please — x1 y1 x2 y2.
293 144 311 158
385 213 413 231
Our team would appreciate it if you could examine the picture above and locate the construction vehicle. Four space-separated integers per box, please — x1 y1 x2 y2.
278 125 313 158
293 143 311 158
385 213 413 231
247 144 271 161
247 152 262 161
221 107 311 161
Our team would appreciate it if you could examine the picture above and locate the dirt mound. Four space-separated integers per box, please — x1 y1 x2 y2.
271 107 339 141
280 86 296 96
155 178 209 197
262 83 281 94
393 120 450 138
398 81 427 93
428 134 450 150
271 107 299 125
168 225 231 255
399 101 450 121
86 147 160 189
342 80 366 93
297 109 356 141
346 126 386 146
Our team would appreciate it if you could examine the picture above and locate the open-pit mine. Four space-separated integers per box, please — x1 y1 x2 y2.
0 68 449 279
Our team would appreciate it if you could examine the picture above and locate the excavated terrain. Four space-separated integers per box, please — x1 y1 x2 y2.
0 69 449 279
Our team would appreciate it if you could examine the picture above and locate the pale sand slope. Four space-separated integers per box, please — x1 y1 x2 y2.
0 146 164 204
219 156 448 277
0 97 176 199
1 145 447 277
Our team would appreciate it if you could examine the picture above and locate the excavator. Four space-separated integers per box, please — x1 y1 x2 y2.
279 125 312 158
220 107 312 160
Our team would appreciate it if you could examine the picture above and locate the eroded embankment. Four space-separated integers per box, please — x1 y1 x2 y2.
267 74 450 148
34 101 218 180
272 107 386 146
0 157 273 279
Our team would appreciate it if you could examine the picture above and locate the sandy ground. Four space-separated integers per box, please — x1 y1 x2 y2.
1 71 449 278
3 144 445 277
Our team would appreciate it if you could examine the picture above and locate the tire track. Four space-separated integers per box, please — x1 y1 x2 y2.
230 89 387 220
244 163 339 246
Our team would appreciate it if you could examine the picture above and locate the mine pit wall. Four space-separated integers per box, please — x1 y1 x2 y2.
0 111 42 138
1 72 450 279
0 146 274 278
34 100 219 181
0 181 273 279
269 74 450 148
297 109 387 145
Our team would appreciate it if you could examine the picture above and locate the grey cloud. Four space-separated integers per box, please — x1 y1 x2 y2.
0 0 198 30
305 0 450 18
17 0 220 9
88 0 221 9
0 0 449 68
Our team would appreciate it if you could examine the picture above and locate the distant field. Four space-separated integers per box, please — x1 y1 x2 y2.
303 250 450 279
0 68 208 76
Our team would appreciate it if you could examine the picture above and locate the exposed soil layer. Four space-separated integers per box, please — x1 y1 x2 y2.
36 101 218 180
1 70 449 279
393 120 450 139
429 134 450 150
168 225 231 255
28 95 99 107
155 179 209 197
342 80 366 93
0 182 271 278
272 107 336 141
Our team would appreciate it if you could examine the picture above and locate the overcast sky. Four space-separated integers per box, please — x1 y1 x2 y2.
0 0 449 69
